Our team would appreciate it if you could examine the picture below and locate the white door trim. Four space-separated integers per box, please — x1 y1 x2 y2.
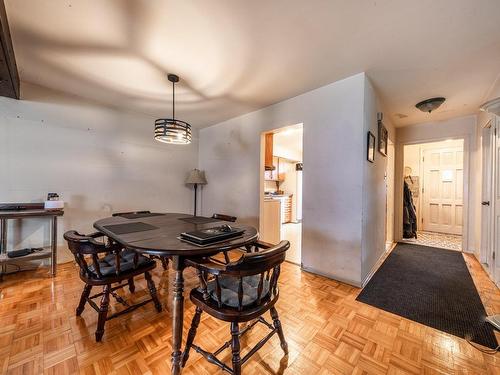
395 135 470 252
492 116 500 286
480 119 494 266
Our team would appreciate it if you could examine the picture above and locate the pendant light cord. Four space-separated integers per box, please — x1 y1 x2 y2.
172 79 175 120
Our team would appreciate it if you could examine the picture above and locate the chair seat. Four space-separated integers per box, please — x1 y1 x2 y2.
202 275 270 308
88 249 155 277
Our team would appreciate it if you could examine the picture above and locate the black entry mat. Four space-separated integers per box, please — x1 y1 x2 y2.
103 222 158 235
357 243 498 349
178 216 219 224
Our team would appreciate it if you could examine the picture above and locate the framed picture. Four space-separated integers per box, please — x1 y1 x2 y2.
378 120 388 156
367 131 375 163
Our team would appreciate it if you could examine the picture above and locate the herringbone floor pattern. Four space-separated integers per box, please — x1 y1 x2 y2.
0 250 499 374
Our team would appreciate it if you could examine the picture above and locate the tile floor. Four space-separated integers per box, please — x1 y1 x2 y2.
402 231 462 251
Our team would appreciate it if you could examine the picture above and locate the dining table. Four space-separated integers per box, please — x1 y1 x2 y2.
94 212 259 375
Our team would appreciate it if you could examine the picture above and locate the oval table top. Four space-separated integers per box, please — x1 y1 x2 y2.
94 212 259 257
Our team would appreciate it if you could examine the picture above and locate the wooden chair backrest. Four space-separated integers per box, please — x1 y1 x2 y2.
193 240 289 311
112 210 151 217
212 213 237 222
63 230 138 279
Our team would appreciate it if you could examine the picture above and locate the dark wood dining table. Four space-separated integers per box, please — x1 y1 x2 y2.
94 212 259 375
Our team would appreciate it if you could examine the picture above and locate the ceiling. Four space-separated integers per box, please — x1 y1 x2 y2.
5 0 500 128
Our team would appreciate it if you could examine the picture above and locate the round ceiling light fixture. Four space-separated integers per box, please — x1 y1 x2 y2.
415 97 446 113
154 74 192 144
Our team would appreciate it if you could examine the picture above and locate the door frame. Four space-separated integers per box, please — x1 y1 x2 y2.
385 139 396 247
480 119 494 267
259 123 304 264
493 115 500 286
395 135 470 252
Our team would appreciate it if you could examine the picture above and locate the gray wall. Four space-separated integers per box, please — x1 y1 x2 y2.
0 83 198 262
199 73 392 286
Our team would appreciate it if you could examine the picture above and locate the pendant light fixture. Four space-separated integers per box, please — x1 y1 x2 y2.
154 74 192 144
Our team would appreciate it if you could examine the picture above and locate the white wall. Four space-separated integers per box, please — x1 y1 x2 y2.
199 73 393 286
199 73 365 285
395 115 480 252
0 83 198 262
361 78 396 283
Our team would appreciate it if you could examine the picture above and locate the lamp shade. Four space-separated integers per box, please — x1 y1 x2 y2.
185 169 207 185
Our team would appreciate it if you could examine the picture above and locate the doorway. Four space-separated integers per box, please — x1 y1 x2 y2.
402 139 465 251
259 124 303 265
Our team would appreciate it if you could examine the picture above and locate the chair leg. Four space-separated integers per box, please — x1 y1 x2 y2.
223 251 230 264
145 271 162 312
231 322 242 375
270 307 288 354
76 284 92 316
128 278 135 293
95 284 111 342
160 257 169 271
181 307 202 367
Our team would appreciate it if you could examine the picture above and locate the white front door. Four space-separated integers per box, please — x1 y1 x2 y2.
422 146 464 235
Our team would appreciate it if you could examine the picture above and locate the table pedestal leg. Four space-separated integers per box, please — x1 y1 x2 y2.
171 256 185 375
0 219 7 279
51 216 57 276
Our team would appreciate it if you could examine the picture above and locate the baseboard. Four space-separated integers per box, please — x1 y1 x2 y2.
361 242 396 288
300 265 362 288
474 254 500 290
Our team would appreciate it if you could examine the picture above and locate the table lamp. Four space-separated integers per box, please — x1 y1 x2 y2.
185 169 207 216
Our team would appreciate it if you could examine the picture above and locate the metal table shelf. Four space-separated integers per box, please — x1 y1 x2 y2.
0 208 64 278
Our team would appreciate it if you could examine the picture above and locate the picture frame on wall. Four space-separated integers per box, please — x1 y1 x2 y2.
367 131 375 163
378 120 388 156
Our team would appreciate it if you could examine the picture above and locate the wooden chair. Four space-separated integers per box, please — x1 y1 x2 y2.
211 213 237 223
211 213 249 263
112 211 169 270
63 230 162 342
111 210 152 216
182 240 290 375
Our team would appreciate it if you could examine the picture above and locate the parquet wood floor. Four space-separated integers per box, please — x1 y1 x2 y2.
1 250 499 374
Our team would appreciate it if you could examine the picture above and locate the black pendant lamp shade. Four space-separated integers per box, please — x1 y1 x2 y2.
154 74 192 144
415 97 446 113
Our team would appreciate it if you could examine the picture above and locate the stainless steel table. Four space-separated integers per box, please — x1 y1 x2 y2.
0 209 64 278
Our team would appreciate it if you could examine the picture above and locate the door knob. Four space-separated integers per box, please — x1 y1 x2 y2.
482 201 490 206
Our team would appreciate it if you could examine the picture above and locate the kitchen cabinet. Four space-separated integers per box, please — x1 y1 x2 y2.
264 133 274 170
261 199 281 244
263 195 292 224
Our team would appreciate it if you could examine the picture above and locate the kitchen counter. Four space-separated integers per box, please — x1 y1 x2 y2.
263 194 292 223
264 193 292 200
